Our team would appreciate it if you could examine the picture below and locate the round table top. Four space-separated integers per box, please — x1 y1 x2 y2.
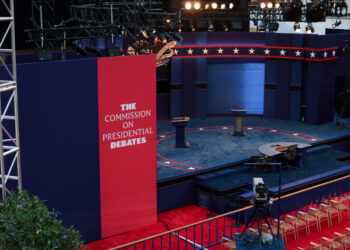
258 142 311 157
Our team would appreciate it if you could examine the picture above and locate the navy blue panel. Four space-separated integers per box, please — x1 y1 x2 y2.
157 93 170 119
157 181 195 213
265 60 276 83
289 92 301 121
170 91 182 117
263 90 275 118
171 58 182 84
196 89 208 118
207 63 265 114
17 58 101 241
196 57 208 83
290 61 302 85
274 60 291 120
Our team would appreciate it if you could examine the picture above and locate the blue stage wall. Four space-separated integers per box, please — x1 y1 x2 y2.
15 59 101 241
169 31 350 125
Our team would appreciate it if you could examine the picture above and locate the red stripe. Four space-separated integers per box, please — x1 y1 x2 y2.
157 153 207 169
176 45 339 50
305 57 339 62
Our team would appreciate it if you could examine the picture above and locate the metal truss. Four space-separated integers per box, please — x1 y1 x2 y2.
31 0 55 49
0 0 22 199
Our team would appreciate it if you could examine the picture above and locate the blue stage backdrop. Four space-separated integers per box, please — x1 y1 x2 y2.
207 63 265 115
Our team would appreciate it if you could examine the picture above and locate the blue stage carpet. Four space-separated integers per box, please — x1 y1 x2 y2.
157 117 350 181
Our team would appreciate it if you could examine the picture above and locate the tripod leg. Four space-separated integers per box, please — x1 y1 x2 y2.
262 210 275 238
241 209 256 234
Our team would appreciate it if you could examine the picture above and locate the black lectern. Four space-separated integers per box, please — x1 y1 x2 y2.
171 117 190 148
232 109 246 136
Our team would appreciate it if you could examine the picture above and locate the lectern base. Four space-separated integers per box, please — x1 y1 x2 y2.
176 141 190 148
231 131 246 136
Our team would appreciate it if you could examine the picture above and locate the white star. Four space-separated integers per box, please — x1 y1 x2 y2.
280 49 286 56
310 51 316 58
264 49 270 55
332 50 336 56
174 49 178 55
202 48 208 54
295 50 301 56
324 51 328 58
188 167 195 170
249 48 255 54
233 48 239 54
218 48 223 54
187 48 193 55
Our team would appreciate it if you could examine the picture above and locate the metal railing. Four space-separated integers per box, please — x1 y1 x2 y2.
110 174 350 250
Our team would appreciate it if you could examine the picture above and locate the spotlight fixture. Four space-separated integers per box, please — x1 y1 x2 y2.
211 2 218 9
305 23 315 34
258 22 266 31
208 21 215 31
141 29 150 38
194 2 201 9
165 18 171 23
159 33 167 42
274 2 280 8
332 19 341 28
229 2 234 9
205 3 210 9
259 2 266 9
221 3 226 9
72 44 88 57
267 2 273 9
222 22 229 31
189 21 196 32
294 22 301 32
173 32 183 42
185 2 192 9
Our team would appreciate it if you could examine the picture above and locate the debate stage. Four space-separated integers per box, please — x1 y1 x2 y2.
156 116 350 213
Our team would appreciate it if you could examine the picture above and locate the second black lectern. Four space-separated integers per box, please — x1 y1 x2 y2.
171 117 190 148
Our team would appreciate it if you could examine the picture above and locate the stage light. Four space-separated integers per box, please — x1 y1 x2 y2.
220 3 226 9
274 2 280 8
211 2 218 9
189 21 196 31
258 22 266 31
332 19 341 28
185 2 192 9
259 2 266 9
205 3 210 9
165 18 171 23
222 22 229 31
194 2 201 9
173 32 183 42
267 2 273 9
73 44 88 57
305 24 315 33
229 2 234 8
208 21 215 31
86 47 103 56
159 33 167 42
141 29 150 38
294 22 301 32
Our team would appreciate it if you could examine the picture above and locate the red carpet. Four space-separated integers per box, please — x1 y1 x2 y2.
86 204 350 250
85 205 213 250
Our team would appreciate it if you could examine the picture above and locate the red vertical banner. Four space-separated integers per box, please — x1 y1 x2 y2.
98 55 157 238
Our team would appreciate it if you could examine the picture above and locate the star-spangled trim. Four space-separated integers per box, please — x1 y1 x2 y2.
172 45 339 62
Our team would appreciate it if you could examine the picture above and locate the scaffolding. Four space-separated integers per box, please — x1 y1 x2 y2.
0 0 22 199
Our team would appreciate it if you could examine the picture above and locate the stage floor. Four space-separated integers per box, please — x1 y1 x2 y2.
157 116 350 181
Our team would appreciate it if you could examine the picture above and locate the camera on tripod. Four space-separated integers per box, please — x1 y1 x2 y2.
252 178 272 207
